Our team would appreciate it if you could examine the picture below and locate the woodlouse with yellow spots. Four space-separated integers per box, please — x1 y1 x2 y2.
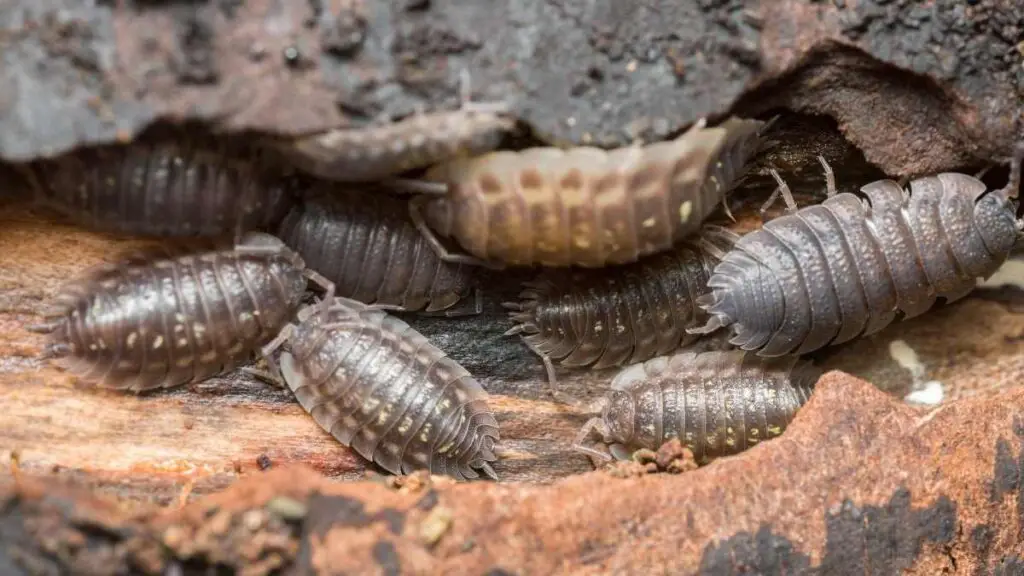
26 233 333 392
503 225 739 382
24 130 296 239
277 187 480 316
262 297 500 481
409 116 770 268
573 350 819 464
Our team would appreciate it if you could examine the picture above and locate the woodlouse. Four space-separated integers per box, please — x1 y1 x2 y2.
277 187 480 316
690 149 1024 356
407 116 769 268
273 71 515 184
262 297 500 481
573 350 819 464
26 233 333 392
503 225 739 382
25 131 296 238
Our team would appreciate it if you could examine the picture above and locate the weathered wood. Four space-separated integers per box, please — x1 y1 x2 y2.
4 374 1024 575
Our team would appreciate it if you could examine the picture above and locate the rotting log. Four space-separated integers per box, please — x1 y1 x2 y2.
5 168 1024 505
4 373 1024 574
2 1 1021 176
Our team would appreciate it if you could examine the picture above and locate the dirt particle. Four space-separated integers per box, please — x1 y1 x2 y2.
655 438 698 474
266 496 309 522
420 506 453 547
257 454 272 470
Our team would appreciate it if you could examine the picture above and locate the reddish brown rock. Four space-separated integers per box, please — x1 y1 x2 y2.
3 0 1020 178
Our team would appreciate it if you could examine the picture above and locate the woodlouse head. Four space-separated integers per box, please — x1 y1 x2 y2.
975 146 1024 255
602 390 636 445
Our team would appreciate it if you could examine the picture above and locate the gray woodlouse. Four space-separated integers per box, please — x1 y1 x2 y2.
502 225 739 382
261 297 500 481
273 71 515 184
690 148 1024 357
277 187 480 316
573 350 820 464
407 116 769 269
26 233 334 392
25 131 296 239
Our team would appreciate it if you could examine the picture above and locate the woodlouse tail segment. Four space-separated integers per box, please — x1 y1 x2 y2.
239 365 287 388
38 342 72 360
572 418 614 463
687 294 729 336
260 323 296 360
476 460 499 481
301 269 336 318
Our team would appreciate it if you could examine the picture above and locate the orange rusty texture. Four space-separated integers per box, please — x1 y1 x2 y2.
5 373 1024 574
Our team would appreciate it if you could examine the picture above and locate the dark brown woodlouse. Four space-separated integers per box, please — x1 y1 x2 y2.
502 225 739 384
276 187 480 316
690 149 1024 357
26 233 334 392
272 72 515 184
261 297 500 481
24 132 297 239
407 116 770 268
573 350 820 464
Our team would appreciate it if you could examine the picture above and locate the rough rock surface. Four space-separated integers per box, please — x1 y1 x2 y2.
5 373 1024 574
2 0 1021 176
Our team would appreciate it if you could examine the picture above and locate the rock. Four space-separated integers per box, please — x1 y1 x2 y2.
4 372 1024 574
3 0 1019 176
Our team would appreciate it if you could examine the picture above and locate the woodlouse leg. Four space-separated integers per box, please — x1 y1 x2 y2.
817 156 837 197
24 321 62 334
768 169 799 213
973 164 994 181
409 196 504 269
240 366 286 388
383 178 450 196
758 187 780 221
419 289 484 318
571 418 614 463
519 337 561 397
302 269 336 318
457 67 511 115
37 342 72 360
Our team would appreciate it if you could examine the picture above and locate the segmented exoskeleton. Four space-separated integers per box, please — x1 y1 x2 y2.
26 233 334 392
690 150 1024 356
407 116 770 268
271 71 515 184
503 225 739 385
261 297 500 481
573 350 820 464
277 188 480 316
25 130 296 238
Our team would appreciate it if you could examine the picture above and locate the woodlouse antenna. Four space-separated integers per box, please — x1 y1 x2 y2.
1005 142 1024 200
817 156 837 197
